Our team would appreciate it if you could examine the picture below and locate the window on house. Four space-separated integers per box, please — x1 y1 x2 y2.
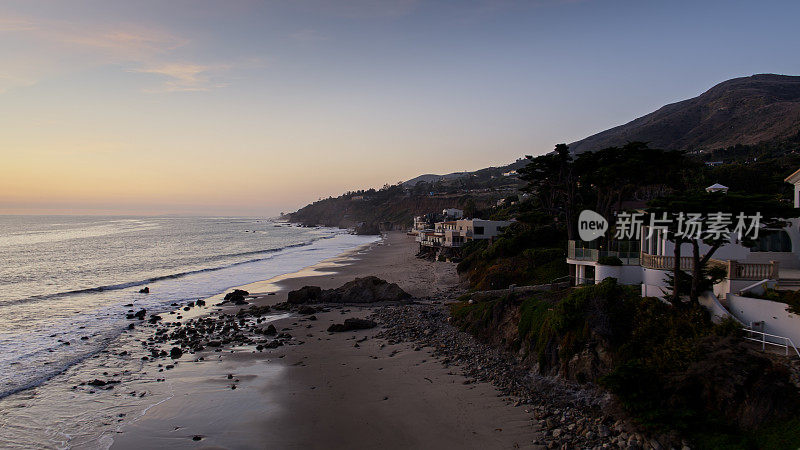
750 230 792 252
474 226 484 235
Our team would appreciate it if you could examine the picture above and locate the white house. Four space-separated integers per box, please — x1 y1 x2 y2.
785 168 800 208
564 169 800 350
442 208 464 219
417 218 512 248
568 172 800 299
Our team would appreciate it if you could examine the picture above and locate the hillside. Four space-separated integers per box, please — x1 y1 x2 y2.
401 159 528 187
569 74 800 154
286 161 527 231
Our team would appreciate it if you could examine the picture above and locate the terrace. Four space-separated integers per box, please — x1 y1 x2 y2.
567 239 640 265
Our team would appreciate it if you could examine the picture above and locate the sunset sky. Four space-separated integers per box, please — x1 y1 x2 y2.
1 0 799 216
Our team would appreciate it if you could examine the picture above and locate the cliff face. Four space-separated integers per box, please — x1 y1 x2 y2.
450 280 800 437
569 74 800 154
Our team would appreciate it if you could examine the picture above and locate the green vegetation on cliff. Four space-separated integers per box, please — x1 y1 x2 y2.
456 219 568 290
450 280 800 449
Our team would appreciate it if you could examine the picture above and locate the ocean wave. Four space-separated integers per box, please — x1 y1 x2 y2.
1 235 341 307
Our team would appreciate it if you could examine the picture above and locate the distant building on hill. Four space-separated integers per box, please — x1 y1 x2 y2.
442 208 464 219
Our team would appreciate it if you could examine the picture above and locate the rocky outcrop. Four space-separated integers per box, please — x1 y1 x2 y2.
330 277 410 303
222 289 249 305
354 222 382 235
287 277 411 304
287 286 322 304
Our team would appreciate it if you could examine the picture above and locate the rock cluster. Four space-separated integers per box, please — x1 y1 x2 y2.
287 276 410 304
119 300 299 373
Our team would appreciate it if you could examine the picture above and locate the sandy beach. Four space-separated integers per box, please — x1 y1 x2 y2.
106 232 539 449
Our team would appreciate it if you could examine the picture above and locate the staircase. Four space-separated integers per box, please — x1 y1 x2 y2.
777 279 800 290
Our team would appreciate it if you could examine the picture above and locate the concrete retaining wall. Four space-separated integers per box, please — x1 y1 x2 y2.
727 293 800 345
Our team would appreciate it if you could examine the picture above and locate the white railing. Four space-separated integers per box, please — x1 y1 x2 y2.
742 328 800 358
736 279 773 296
730 260 780 280
640 253 694 271
637 255 779 281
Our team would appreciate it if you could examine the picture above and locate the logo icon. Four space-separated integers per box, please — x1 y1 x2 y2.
578 210 608 241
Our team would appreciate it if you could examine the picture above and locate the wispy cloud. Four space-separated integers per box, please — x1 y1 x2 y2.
0 12 228 93
134 63 230 92
0 17 36 32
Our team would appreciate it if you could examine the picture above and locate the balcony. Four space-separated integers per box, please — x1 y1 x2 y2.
639 253 779 281
567 240 640 265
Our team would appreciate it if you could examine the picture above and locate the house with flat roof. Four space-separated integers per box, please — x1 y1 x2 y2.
417 218 512 249
442 208 464 219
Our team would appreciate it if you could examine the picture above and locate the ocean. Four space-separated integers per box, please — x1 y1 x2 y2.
0 216 378 400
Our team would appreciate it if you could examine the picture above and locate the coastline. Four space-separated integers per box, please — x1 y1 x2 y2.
0 229 380 448
105 232 539 449
0 224 376 402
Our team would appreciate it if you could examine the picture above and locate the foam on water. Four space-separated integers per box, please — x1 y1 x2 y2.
0 216 379 399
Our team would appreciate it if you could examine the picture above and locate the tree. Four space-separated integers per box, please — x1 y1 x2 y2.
518 144 578 239
649 191 794 305
574 142 696 221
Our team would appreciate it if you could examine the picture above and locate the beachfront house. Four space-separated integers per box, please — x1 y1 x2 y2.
417 218 512 249
567 214 800 296
567 170 800 347
786 168 800 208
410 209 463 236
411 214 435 235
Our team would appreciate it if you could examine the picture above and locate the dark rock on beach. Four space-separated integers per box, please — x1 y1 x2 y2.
288 277 410 304
330 277 410 303
127 309 147 320
287 286 322 304
223 289 250 305
297 306 316 315
139 286 149 294
327 318 377 332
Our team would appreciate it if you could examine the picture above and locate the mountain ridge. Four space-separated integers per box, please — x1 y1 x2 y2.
568 74 800 154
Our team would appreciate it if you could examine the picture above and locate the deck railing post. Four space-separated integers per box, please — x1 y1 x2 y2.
728 260 737 279
770 260 779 279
